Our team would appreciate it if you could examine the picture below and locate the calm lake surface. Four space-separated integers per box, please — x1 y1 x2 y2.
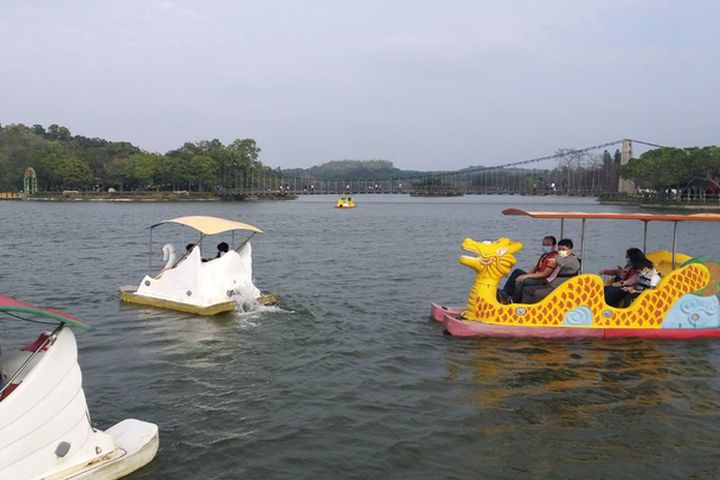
3 195 720 479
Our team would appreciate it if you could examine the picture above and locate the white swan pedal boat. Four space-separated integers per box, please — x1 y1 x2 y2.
0 295 158 479
120 215 274 315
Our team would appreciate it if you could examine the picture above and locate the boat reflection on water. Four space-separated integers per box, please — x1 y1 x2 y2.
445 339 679 413
442 338 720 475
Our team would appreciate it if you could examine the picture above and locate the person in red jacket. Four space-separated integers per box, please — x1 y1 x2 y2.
498 235 558 303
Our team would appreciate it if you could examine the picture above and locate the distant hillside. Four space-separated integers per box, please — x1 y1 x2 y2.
279 159 445 180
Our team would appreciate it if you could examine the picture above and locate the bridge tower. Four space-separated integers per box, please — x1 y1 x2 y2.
617 139 635 194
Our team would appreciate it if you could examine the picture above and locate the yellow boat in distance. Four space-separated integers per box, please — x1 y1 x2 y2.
336 197 356 208
120 215 276 315
432 209 720 338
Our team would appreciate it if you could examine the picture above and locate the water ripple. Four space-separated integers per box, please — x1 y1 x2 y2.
2 196 720 478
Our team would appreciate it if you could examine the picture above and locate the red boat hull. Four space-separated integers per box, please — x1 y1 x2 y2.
430 303 464 323
435 305 720 339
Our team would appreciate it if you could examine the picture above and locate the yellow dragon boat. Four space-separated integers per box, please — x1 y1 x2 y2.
335 197 356 208
431 209 720 338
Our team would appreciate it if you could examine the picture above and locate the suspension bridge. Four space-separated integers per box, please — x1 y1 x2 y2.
222 139 662 198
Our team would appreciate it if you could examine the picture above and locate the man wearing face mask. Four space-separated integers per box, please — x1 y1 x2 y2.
520 238 580 303
498 235 557 304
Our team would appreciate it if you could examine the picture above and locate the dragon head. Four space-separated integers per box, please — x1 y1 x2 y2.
459 237 524 280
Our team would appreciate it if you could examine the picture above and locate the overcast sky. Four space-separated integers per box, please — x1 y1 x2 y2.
2 1 718 169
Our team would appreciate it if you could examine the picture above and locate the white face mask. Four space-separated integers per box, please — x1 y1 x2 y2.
558 250 569 258
542 245 553 254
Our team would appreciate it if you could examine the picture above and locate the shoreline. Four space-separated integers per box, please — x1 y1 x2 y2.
599 199 720 211
6 192 298 202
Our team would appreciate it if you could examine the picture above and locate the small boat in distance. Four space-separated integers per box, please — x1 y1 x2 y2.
0 295 158 479
432 209 720 338
335 197 356 208
120 215 275 315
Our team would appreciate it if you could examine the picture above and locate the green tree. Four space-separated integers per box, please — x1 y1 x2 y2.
189 155 219 191
0 123 279 193
46 124 72 141
620 146 720 192
0 151 11 190
55 156 94 189
0 124 50 189
107 153 159 191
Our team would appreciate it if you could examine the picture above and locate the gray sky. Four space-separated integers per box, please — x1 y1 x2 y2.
2 1 718 169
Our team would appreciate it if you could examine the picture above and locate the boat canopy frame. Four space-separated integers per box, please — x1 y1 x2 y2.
145 215 263 269
502 209 720 271
0 295 93 331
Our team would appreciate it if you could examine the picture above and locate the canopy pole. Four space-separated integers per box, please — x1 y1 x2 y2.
236 232 256 252
560 219 565 240
148 228 153 270
643 221 648 254
580 218 586 273
0 325 60 396
672 221 678 269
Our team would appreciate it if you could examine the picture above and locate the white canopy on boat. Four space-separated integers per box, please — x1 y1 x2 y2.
147 216 263 235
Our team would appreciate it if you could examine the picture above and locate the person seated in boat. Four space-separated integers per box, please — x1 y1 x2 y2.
215 242 229 259
183 243 209 263
619 262 661 307
498 235 557 303
171 243 195 268
600 248 644 284
337 198 344 207
520 239 580 304
602 249 651 307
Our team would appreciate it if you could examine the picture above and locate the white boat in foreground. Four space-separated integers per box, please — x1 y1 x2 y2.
0 295 158 479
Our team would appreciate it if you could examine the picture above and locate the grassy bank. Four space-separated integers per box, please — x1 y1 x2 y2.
598 193 720 210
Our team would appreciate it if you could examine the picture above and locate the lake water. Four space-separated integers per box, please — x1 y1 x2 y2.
2 195 720 479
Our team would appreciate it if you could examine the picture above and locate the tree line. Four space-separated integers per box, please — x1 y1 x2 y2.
619 146 720 195
3 123 713 197
0 123 277 192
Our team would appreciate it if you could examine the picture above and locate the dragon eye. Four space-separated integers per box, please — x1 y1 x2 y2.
482 240 491 245
497 248 508 256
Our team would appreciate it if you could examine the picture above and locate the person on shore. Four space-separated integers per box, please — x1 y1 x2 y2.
520 239 580 303
498 235 557 303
